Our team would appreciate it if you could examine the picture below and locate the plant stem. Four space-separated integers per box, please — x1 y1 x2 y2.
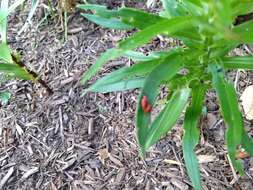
11 54 53 95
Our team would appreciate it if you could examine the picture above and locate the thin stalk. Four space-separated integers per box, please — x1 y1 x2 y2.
11 54 53 95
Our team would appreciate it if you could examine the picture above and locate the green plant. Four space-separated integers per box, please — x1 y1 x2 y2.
78 1 253 189
0 90 11 105
0 0 52 97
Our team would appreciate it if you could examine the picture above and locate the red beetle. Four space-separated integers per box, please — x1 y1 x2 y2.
141 96 152 113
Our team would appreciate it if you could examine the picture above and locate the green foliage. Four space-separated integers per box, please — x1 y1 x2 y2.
79 1 253 189
0 0 40 82
0 90 11 105
182 85 206 190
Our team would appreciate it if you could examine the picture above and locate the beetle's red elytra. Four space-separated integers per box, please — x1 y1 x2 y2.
141 96 152 113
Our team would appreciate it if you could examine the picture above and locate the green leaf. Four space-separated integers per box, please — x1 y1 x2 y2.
161 0 188 17
144 88 190 150
161 0 203 17
223 56 253 70
181 0 203 16
232 2 253 18
118 16 195 51
212 0 232 27
210 42 238 58
136 54 183 153
0 43 12 62
77 4 118 18
118 8 201 48
0 63 33 80
0 9 7 24
81 17 194 85
124 50 167 62
118 7 165 29
81 13 133 30
81 48 123 85
209 63 244 174
85 49 183 95
183 85 206 190
118 8 201 47
84 77 145 94
0 0 8 43
79 5 166 30
0 90 11 105
80 5 201 47
84 58 161 94
232 20 253 43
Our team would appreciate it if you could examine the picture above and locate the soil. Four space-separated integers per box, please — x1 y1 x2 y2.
0 1 253 190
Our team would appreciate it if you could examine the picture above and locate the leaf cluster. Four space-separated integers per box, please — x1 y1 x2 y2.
0 0 41 80
0 0 50 104
78 1 253 189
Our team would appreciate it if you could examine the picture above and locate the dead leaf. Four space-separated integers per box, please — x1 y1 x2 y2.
163 159 182 166
57 0 76 12
115 168 126 183
109 154 124 167
198 155 216 164
240 85 253 120
98 148 109 165
236 151 249 159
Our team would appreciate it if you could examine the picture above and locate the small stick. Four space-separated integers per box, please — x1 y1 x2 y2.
0 167 15 189
88 118 94 135
20 167 39 181
59 106 64 141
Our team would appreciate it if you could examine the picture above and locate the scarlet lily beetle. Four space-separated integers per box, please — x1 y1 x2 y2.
141 96 152 113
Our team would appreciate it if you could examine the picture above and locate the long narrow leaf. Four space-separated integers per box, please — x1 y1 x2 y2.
81 48 123 85
118 7 165 30
183 86 206 190
80 4 201 48
118 8 201 46
0 43 12 62
81 17 194 85
0 0 8 43
222 56 253 70
209 63 244 174
87 49 182 93
84 59 160 94
161 0 188 17
81 13 132 30
118 16 194 51
232 20 253 43
84 77 145 93
212 0 232 27
124 50 168 62
232 2 253 18
136 54 183 153
241 131 253 157
144 88 190 150
77 4 118 18
181 1 203 16
0 63 33 80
